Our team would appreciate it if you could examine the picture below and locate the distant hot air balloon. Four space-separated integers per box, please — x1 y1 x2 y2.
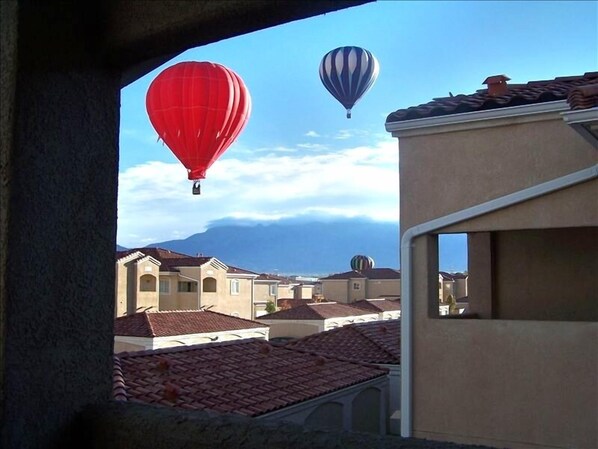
351 255 375 271
319 46 379 118
146 61 251 194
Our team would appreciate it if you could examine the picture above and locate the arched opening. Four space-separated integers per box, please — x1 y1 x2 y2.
352 387 381 434
202 277 217 292
304 402 343 431
139 274 157 292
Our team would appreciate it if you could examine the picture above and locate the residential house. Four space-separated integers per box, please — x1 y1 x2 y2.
286 320 401 435
253 273 282 318
113 310 269 352
438 271 468 304
320 268 401 304
350 298 401 320
115 248 258 320
386 72 598 448
114 338 389 434
258 302 379 338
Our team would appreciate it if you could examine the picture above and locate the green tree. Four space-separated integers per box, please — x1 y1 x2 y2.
265 301 276 314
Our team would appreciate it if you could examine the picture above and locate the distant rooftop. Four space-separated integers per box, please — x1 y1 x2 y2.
114 339 387 416
259 302 377 320
114 310 267 338
320 268 401 281
351 298 401 313
286 320 400 365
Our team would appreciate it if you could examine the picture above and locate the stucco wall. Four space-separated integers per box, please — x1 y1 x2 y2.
493 227 597 321
397 110 598 448
409 236 598 449
366 279 400 299
322 280 349 302
2 2 120 447
398 114 596 231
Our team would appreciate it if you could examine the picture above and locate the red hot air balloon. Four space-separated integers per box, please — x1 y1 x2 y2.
146 61 251 194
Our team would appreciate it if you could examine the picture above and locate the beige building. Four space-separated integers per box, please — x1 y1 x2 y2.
115 248 258 320
386 72 598 449
113 310 270 352
320 268 401 304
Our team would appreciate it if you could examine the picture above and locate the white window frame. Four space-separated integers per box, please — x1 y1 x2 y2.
230 279 240 295
269 284 277 296
159 279 170 294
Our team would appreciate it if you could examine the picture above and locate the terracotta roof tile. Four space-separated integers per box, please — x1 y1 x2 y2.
259 302 376 320
286 320 400 365
567 83 598 110
387 72 598 122
115 310 267 337
277 298 312 310
115 339 387 416
321 268 401 280
350 299 401 313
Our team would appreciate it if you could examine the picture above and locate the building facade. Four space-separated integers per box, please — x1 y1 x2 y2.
386 72 598 449
116 248 257 320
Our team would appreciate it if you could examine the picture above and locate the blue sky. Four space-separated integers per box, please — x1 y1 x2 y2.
118 1 597 248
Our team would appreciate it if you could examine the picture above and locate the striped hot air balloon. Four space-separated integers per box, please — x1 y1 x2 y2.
319 46 379 118
350 255 375 271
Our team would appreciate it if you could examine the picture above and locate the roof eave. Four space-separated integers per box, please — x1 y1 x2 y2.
385 100 569 135
561 107 598 149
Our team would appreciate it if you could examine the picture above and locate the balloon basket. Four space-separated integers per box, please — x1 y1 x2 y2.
192 180 201 195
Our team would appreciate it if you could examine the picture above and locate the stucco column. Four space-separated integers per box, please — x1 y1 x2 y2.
1 2 120 448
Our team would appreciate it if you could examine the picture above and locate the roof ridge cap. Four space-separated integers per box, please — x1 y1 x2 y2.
352 321 400 360
284 342 389 373
144 312 158 337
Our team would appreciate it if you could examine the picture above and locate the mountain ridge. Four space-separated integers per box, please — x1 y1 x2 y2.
119 218 467 276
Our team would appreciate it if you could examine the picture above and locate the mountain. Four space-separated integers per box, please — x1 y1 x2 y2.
137 218 467 276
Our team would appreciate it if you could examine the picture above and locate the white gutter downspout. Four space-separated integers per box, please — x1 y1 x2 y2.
178 273 201 310
400 164 598 438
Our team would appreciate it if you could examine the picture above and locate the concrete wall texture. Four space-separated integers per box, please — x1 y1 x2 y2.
396 110 598 448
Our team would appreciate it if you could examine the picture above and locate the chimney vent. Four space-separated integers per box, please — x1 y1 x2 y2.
483 75 511 97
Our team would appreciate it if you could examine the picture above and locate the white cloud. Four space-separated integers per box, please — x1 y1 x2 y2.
305 130 320 137
117 137 399 248
296 142 329 151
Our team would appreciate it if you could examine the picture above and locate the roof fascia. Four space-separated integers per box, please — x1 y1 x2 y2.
385 101 569 137
561 107 598 149
116 250 145 264
256 375 388 421
135 255 161 266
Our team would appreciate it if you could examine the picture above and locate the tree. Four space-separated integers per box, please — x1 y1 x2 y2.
265 301 276 314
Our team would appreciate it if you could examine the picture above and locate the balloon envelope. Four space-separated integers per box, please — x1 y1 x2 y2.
319 46 379 118
146 61 251 180
351 255 375 271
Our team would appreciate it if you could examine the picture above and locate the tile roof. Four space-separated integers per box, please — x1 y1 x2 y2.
227 265 258 275
567 83 598 110
116 247 213 272
350 299 401 313
259 302 376 320
386 72 598 123
256 273 296 283
321 268 401 280
114 338 387 416
114 310 267 338
286 320 400 365
277 298 312 310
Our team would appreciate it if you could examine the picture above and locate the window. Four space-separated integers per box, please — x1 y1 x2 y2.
353 282 361 290
139 274 157 292
203 277 216 292
269 284 277 296
159 279 170 294
178 281 197 293
230 279 240 295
